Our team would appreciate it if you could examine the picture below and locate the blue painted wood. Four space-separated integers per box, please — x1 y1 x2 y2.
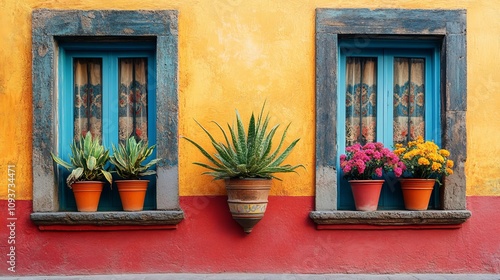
316 9 465 35
33 10 177 37
337 42 440 210
58 46 157 211
32 9 181 216
315 32 339 210
156 35 179 167
314 9 467 214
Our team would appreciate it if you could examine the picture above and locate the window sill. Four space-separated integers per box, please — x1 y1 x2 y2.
30 210 184 231
309 210 471 230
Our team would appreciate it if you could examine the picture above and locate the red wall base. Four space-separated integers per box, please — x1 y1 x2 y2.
1 196 499 276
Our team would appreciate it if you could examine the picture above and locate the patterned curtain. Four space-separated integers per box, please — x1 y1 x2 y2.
345 57 377 146
393 58 425 144
74 58 102 140
119 58 148 142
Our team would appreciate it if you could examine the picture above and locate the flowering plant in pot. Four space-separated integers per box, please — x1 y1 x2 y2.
394 136 454 210
50 132 113 212
109 136 162 211
182 103 304 233
340 142 405 211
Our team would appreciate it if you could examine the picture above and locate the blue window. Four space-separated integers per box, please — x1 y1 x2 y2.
57 42 157 211
337 39 441 210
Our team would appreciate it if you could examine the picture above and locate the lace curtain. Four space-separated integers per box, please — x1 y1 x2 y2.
73 57 148 142
345 57 377 146
118 58 148 142
344 57 425 146
393 58 425 144
74 58 102 140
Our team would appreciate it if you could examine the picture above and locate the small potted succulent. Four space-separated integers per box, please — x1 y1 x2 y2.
394 136 454 210
109 136 161 211
182 103 304 233
51 132 112 212
340 142 405 211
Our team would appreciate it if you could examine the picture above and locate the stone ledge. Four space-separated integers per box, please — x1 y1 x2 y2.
310 210 471 228
30 210 184 227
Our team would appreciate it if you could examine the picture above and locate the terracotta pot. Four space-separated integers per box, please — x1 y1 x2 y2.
71 181 104 212
225 178 272 234
400 178 436 210
348 180 384 211
116 180 149 211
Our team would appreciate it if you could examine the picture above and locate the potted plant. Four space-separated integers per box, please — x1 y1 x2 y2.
182 103 304 233
394 136 454 210
109 136 162 211
340 142 405 211
50 132 113 212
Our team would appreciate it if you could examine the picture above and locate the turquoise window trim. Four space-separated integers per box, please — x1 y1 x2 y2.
31 10 184 228
337 40 441 210
312 8 470 227
57 44 158 211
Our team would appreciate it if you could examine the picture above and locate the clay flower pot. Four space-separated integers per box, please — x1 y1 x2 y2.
225 178 272 234
348 180 384 211
400 178 436 210
71 181 105 212
116 180 149 211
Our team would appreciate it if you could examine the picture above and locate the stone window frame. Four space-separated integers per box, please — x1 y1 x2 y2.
31 10 184 228
311 9 471 228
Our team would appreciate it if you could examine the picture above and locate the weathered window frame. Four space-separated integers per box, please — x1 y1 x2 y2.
31 10 183 228
311 9 471 228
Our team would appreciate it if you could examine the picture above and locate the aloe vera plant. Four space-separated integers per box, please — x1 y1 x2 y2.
51 132 113 188
183 104 304 180
109 136 161 180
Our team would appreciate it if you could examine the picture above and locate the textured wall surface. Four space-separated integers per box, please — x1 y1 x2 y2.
1 0 500 276
1 0 499 198
1 197 500 275
0 0 498 197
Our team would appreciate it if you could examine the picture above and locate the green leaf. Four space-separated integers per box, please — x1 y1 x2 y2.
235 110 248 162
87 156 97 171
50 153 73 169
139 170 157 177
101 170 113 185
183 103 303 180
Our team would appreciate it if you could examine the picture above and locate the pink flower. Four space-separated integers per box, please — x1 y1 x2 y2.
340 141 405 180
394 167 403 177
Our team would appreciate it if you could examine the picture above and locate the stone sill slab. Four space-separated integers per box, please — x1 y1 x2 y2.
310 210 472 229
30 210 184 230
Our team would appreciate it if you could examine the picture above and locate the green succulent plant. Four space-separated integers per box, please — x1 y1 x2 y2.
109 136 162 180
51 131 113 188
183 103 304 180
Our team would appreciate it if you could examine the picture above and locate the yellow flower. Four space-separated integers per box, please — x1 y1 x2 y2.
394 147 406 156
439 149 450 157
418 157 430 166
446 160 454 168
432 162 442 171
446 168 454 175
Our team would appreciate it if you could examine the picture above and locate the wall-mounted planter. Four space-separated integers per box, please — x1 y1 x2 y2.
225 178 272 234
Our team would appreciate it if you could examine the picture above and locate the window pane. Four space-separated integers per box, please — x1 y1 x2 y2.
345 57 377 146
393 58 425 144
73 58 103 141
118 58 148 142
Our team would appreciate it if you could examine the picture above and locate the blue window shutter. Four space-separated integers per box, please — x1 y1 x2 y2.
337 40 441 210
58 44 157 211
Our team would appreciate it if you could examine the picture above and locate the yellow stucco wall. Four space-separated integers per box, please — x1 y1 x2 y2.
1 0 499 199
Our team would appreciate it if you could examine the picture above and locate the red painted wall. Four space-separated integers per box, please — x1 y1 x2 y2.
1 196 499 276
